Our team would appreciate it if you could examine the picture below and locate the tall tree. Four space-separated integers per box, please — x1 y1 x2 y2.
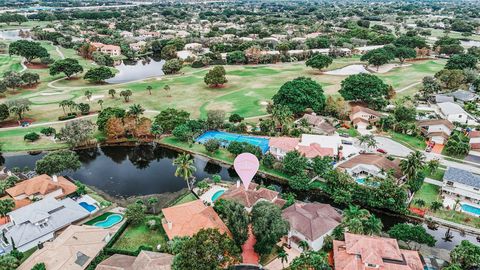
214 199 249 245
272 77 326 114
306 54 333 71
251 201 289 255
172 229 240 270
84 67 114 83
339 73 389 110
173 153 196 190
49 58 83 78
9 40 49 63
449 240 480 270
204 66 228 87
35 150 81 176
400 151 426 181
388 223 436 250
289 251 331 270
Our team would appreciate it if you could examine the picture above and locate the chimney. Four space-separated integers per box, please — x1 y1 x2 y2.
52 175 58 182
236 180 240 188
167 221 172 230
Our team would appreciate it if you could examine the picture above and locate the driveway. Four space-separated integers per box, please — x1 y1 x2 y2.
264 242 301 270
374 136 413 157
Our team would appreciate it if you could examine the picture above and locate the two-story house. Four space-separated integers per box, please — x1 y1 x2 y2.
442 167 480 210
282 202 341 251
417 119 454 145
90 42 121 56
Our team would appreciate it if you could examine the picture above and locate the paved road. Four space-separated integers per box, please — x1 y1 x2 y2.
374 136 413 157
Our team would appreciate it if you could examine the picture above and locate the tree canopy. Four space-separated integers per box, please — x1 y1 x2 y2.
35 150 81 175
251 201 289 255
272 77 326 114
84 67 115 83
49 58 84 78
306 54 333 71
339 73 389 109
9 40 49 63
204 66 227 87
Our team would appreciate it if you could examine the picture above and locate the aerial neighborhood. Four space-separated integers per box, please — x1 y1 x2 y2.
0 0 479 270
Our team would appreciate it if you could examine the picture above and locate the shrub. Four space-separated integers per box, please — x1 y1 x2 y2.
204 139 221 153
24 132 40 142
58 114 76 121
212 174 221 184
40 127 56 136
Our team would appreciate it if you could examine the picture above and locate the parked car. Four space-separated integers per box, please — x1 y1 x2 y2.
341 140 353 145
339 133 350 138
377 148 387 154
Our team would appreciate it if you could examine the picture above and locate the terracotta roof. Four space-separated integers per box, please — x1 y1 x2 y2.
337 154 402 178
220 183 281 208
350 106 382 119
297 143 334 158
469 130 480 138
333 233 423 270
161 200 231 240
352 118 370 125
282 202 341 241
95 251 173 270
471 143 480 149
417 119 454 130
6 174 77 199
269 137 300 152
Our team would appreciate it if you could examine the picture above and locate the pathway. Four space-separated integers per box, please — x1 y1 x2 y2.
55 45 65 59
242 226 259 265
264 242 301 269
424 177 442 186
396 81 422 93
0 113 97 131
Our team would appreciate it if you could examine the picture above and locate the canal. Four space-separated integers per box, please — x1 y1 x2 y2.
1 144 478 250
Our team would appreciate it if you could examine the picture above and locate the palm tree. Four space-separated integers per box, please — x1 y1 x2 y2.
9 104 30 120
173 153 196 190
146 85 153 95
298 240 309 252
148 197 159 213
120 90 132 103
108 89 116 98
430 201 443 212
97 99 104 110
0 199 15 217
278 248 288 269
84 90 92 101
358 134 376 150
59 100 69 115
400 151 426 181
343 205 370 222
414 199 426 208
363 215 383 235
164 84 170 96
271 104 294 130
128 104 145 123
427 159 440 174
452 198 461 213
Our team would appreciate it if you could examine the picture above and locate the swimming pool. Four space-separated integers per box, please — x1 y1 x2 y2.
355 178 379 187
93 214 124 228
461 203 480 216
196 131 270 154
79 202 97 213
211 190 225 202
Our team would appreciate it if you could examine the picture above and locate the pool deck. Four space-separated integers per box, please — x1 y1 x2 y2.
76 194 100 214
200 185 227 204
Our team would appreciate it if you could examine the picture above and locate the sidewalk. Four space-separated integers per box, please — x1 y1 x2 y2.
242 226 259 265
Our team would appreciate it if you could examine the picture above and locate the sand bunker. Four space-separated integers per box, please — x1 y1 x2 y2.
324 65 369 76
89 95 104 101
260 101 269 106
40 92 62 96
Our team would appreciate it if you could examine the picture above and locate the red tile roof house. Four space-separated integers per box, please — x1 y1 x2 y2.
349 106 382 129
417 119 454 145
220 182 285 212
469 130 480 151
333 233 423 270
90 42 121 56
4 174 77 207
282 202 341 251
269 137 335 160
161 199 231 240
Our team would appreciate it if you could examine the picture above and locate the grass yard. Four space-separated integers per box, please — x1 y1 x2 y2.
388 131 427 150
337 127 360 137
0 125 68 152
0 54 23 75
413 183 440 207
112 215 168 252
424 168 445 181
1 57 446 125
170 191 197 206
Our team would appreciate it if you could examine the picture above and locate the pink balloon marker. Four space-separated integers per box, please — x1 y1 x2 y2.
234 153 259 190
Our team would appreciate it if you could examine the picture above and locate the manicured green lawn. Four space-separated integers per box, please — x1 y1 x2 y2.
388 131 427 150
172 192 197 206
112 216 168 252
337 127 360 137
413 183 440 207
0 54 23 75
424 168 445 181
0 124 68 152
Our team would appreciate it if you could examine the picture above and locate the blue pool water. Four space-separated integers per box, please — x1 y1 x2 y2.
461 204 480 216
211 190 226 202
93 214 124 228
79 202 97 212
355 178 379 187
196 131 270 154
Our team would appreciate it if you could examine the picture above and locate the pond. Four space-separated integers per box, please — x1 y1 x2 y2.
107 57 165 84
1 145 478 250
0 29 32 41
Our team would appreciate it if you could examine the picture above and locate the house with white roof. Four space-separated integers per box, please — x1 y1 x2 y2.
417 119 454 144
0 197 90 253
437 102 476 125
